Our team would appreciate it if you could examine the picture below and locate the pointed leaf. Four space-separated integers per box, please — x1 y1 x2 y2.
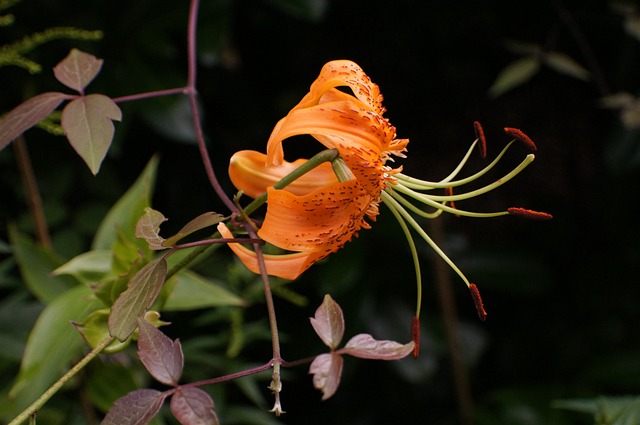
137 318 183 386
101 389 165 425
93 156 159 251
135 208 168 250
171 387 219 425
309 294 344 349
109 258 167 341
52 249 112 284
62 93 122 174
0 92 68 150
162 270 245 311
73 309 130 353
53 49 104 93
9 285 103 412
8 225 77 303
340 333 415 360
309 353 343 400
162 212 226 247
488 57 540 98
543 51 590 81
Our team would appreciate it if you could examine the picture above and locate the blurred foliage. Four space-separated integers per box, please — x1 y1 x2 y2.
2 0 640 424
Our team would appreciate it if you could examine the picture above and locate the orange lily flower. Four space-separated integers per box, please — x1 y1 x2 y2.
219 60 550 322
218 60 408 280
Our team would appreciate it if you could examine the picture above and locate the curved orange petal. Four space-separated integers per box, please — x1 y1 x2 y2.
258 182 371 253
296 60 385 116
218 222 322 280
229 150 338 199
265 104 393 196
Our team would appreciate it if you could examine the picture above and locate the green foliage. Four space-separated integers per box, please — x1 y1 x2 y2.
554 396 640 425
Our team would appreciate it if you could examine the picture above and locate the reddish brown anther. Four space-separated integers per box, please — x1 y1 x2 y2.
504 127 537 152
508 207 553 220
445 186 459 215
410 316 420 358
469 283 487 321
473 121 487 158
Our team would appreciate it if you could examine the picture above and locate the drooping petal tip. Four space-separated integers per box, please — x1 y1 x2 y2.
468 283 487 321
508 207 553 220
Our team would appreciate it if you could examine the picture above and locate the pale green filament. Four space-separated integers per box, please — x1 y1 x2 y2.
381 190 472 288
380 190 423 318
379 138 536 315
396 140 521 190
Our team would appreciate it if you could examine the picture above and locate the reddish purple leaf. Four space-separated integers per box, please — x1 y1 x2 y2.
109 258 167 341
61 93 122 175
53 48 103 93
170 387 219 425
137 318 184 386
309 353 343 400
339 333 415 360
101 389 165 425
0 92 69 150
310 294 344 350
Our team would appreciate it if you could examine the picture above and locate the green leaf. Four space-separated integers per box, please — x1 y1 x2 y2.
72 309 130 353
92 156 159 251
0 92 68 150
135 208 168 250
53 49 103 93
554 396 640 425
61 93 122 174
8 225 77 303
8 285 104 413
542 51 590 81
162 212 225 247
86 362 139 413
109 257 168 341
488 57 540 98
162 270 245 311
52 249 112 285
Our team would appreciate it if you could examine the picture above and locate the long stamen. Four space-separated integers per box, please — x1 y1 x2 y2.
380 190 423 318
396 140 521 190
390 185 510 219
402 153 535 203
381 192 472 288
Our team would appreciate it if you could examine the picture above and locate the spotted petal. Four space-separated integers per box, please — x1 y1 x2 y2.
259 182 371 253
218 222 324 280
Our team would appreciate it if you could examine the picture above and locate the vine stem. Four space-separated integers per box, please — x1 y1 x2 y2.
8 336 116 425
184 0 283 412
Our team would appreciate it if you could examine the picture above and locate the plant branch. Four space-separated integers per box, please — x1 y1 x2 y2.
185 0 237 214
111 87 187 103
428 218 474 425
8 336 116 425
13 135 51 248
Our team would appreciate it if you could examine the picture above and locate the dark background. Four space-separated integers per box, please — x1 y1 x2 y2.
2 0 639 424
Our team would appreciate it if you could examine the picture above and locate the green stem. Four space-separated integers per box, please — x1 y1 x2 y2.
8 336 116 425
